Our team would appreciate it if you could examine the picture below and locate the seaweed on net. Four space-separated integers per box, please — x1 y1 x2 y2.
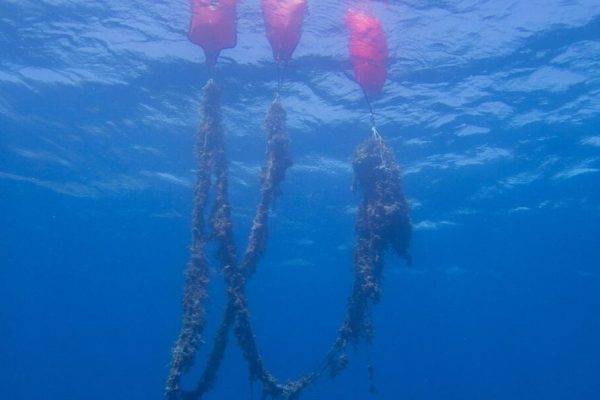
339 136 412 343
166 80 411 400
241 98 292 276
352 135 412 271
165 80 220 399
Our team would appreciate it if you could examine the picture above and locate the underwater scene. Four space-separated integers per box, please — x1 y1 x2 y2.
1 1 599 399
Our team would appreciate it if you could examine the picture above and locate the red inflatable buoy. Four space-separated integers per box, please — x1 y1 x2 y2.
188 0 238 66
345 9 388 97
262 0 308 62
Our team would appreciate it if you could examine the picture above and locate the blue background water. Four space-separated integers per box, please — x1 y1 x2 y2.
1 1 599 399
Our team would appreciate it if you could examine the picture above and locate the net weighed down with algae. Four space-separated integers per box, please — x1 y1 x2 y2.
166 80 411 400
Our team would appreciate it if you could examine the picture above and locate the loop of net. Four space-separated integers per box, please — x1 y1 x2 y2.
166 79 411 400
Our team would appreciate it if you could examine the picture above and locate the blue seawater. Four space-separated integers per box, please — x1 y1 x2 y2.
1 1 599 399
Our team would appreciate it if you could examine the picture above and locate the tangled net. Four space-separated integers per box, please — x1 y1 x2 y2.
165 80 411 400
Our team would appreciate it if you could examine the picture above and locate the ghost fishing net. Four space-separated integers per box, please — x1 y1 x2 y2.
165 79 411 400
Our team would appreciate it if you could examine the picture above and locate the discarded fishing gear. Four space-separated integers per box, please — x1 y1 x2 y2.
165 80 411 399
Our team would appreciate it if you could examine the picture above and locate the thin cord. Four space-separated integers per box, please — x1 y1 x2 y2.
276 60 288 98
361 88 385 166
361 89 376 128
366 344 377 396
